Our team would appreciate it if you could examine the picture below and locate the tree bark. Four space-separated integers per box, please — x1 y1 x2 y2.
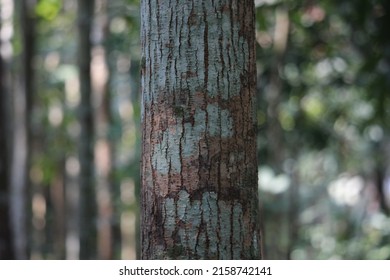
141 0 262 259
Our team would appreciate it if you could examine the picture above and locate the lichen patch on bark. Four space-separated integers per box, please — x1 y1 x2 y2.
160 190 258 259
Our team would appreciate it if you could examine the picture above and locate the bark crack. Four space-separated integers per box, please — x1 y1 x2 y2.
202 3 209 94
179 117 185 188
229 201 234 258
194 205 203 258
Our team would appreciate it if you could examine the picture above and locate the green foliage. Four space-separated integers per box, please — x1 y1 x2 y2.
256 0 390 259
35 0 62 21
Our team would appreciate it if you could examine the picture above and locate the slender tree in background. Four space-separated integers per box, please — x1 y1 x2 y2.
102 0 123 259
263 7 290 260
8 0 35 259
92 0 117 259
141 0 262 259
0 91 13 260
0 7 13 256
78 0 97 259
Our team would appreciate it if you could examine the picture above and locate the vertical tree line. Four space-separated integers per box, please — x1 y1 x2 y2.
77 0 97 260
0 0 144 260
0 0 36 260
0 9 13 255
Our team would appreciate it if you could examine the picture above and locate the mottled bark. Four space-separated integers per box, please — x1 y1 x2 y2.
78 0 97 259
141 0 262 259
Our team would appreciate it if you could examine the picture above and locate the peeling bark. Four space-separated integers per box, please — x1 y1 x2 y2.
141 0 262 259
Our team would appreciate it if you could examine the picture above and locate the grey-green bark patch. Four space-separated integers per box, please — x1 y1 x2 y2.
167 244 186 259
232 202 243 259
177 189 190 221
163 197 176 239
153 103 233 175
207 104 234 138
252 234 260 258
218 200 232 259
153 102 235 175
141 0 249 106
152 124 182 175
202 191 219 257
182 109 206 157
162 190 245 259
176 190 202 255
204 4 248 100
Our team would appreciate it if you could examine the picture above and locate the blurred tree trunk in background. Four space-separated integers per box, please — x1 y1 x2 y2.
50 161 66 259
8 0 35 259
141 0 262 259
374 0 390 216
266 7 288 172
78 0 97 259
104 1 123 259
263 7 292 260
92 0 118 259
0 91 13 260
0 5 13 256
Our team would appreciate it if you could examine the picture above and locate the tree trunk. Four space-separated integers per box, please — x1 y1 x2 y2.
0 18 13 257
141 0 262 259
78 0 97 259
8 0 35 259
92 0 116 260
0 98 13 260
104 1 123 258
263 7 290 260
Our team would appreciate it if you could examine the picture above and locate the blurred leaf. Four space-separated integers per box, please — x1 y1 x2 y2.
35 0 62 21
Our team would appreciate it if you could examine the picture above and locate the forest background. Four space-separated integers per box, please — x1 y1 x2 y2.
1 0 390 260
